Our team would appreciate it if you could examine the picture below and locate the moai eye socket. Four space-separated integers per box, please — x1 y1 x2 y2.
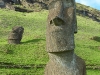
49 17 65 26
53 17 65 26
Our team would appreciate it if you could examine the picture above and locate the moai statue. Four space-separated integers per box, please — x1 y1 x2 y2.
45 0 86 75
8 26 24 44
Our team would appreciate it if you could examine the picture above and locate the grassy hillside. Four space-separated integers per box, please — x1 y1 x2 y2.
76 3 100 17
75 16 100 65
0 9 100 75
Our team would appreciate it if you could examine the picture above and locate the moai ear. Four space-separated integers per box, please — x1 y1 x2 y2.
74 18 77 33
67 7 74 19
64 7 75 25
67 7 77 33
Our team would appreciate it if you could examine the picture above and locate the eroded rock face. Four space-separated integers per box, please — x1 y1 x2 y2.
0 0 48 11
45 0 86 75
8 26 24 44
20 0 48 10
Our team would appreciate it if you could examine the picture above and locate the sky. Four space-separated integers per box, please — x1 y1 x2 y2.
75 0 100 10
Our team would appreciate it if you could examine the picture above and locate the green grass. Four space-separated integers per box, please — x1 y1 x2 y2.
76 3 100 15
75 16 100 65
0 9 48 65
87 69 100 75
0 69 99 75
0 9 100 74
0 68 44 75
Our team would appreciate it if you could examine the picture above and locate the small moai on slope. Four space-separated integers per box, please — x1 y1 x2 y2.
8 26 24 44
45 0 86 75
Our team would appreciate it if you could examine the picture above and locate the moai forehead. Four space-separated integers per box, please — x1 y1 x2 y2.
48 0 75 24
49 0 75 8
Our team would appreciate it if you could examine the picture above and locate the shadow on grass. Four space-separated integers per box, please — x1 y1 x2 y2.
22 39 45 44
91 36 100 42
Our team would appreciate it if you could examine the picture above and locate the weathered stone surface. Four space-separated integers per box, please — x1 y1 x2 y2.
20 0 48 10
46 0 77 52
8 26 24 44
45 0 86 75
45 51 86 75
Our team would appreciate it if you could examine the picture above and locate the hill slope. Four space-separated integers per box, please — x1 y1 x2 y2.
0 5 100 75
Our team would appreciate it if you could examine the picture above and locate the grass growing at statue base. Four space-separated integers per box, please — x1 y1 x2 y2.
0 68 44 75
0 9 100 74
0 69 100 75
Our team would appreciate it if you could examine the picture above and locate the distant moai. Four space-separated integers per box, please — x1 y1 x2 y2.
8 26 24 44
45 0 86 75
0 0 5 8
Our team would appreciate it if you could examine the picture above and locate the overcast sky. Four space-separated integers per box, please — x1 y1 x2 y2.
75 0 100 10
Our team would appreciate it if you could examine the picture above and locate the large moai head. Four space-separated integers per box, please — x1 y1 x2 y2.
46 0 77 52
8 26 24 44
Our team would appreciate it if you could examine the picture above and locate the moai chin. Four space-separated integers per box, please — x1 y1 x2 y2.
45 0 86 75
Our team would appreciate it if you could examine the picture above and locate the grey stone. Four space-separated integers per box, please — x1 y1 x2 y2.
45 0 86 75
8 26 24 44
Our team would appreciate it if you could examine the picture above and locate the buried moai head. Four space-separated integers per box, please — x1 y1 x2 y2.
8 26 24 44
